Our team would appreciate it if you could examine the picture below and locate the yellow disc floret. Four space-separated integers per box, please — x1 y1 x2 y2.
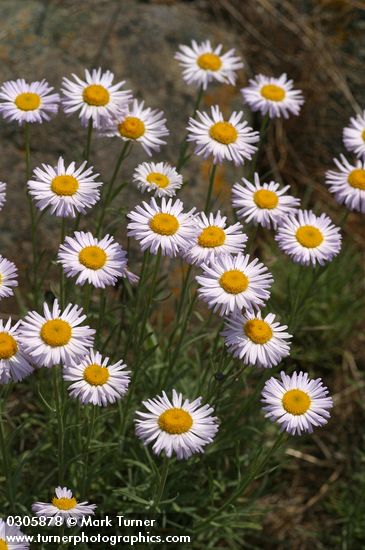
158 408 193 434
82 84 110 106
295 225 323 248
219 269 248 294
0 332 18 359
197 53 222 71
244 319 273 344
149 213 179 236
348 168 365 190
40 319 72 347
51 175 79 196
253 189 279 209
209 121 238 145
79 246 107 270
260 84 286 102
198 226 226 248
15 92 41 111
282 389 311 415
83 363 110 386
146 172 169 189
52 497 77 510
362 130 365 142
0 539 9 550
118 117 145 139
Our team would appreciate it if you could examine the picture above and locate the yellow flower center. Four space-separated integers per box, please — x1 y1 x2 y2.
244 319 273 344
282 389 311 415
295 225 324 248
197 53 222 71
52 496 77 510
348 168 365 190
15 92 41 111
83 363 110 386
158 408 193 434
0 332 18 360
79 246 107 270
51 175 79 196
149 213 179 236
209 121 238 145
146 172 170 189
40 319 72 347
118 116 145 139
198 226 226 248
260 84 286 102
253 189 279 209
219 269 248 294
362 130 365 142
82 84 110 106
0 539 8 550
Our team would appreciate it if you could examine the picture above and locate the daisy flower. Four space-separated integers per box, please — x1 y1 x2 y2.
19 299 95 368
0 256 18 300
185 211 247 266
101 99 169 156
127 197 196 257
187 105 259 166
0 517 29 549
133 161 183 198
241 74 304 119
58 231 136 288
196 253 273 316
27 156 102 218
63 350 130 406
222 310 292 368
0 78 59 125
325 154 365 213
343 110 365 160
32 486 96 523
61 67 132 129
275 210 342 266
232 173 300 229
0 182 6 211
175 39 243 90
135 389 219 460
262 371 333 435
0 319 33 384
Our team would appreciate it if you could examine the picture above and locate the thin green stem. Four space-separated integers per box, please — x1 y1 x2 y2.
82 406 97 495
0 390 15 509
249 113 270 180
204 163 217 213
60 218 66 309
24 123 39 307
84 118 93 162
53 367 65 484
152 456 170 511
177 84 204 171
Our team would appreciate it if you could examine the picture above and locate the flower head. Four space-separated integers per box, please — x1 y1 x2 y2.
32 486 96 522
241 73 304 119
135 389 219 459
175 40 243 90
0 256 18 300
0 517 29 549
0 78 59 125
133 161 183 198
0 319 33 384
343 110 365 160
325 154 365 213
262 371 333 435
0 182 6 212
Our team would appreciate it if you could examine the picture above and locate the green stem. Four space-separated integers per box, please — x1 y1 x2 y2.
82 406 97 495
53 367 65 484
60 218 66 309
177 84 204 171
84 118 93 162
152 456 170 511
0 390 15 509
204 163 217 213
24 123 39 307
249 113 270 180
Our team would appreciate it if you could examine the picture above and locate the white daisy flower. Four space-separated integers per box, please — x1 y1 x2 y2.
127 197 196 257
61 67 132 129
32 486 96 522
222 310 292 368
241 73 304 119
185 211 247 266
63 350 130 407
0 517 29 549
0 182 6 211
0 78 59 125
325 154 365 213
187 105 259 166
19 299 95 368
0 319 33 384
232 173 300 229
27 156 102 218
101 99 169 156
58 231 136 288
262 371 333 435
133 161 183 198
343 110 365 160
196 253 273 316
174 39 243 90
135 389 219 460
275 210 342 266
0 256 18 300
